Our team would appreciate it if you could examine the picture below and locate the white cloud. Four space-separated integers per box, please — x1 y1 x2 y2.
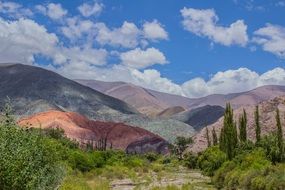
143 20 168 41
0 17 107 68
0 1 33 18
181 68 285 98
35 5 46 14
181 7 248 46
253 24 285 58
55 47 107 66
0 17 58 64
78 1 103 17
39 3 67 20
61 17 95 41
120 47 167 69
94 20 168 48
95 21 140 48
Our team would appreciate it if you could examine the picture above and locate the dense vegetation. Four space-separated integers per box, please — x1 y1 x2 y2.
187 103 285 190
0 102 193 190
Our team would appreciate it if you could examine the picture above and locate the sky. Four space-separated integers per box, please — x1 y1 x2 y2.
0 0 285 98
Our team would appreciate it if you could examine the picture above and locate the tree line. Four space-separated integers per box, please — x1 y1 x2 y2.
205 103 284 163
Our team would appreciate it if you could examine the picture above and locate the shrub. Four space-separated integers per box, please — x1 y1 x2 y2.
197 146 226 176
184 152 198 169
0 124 64 189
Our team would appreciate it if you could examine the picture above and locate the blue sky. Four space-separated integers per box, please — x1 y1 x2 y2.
0 0 285 97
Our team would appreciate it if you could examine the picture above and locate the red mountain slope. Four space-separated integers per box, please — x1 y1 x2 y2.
18 110 169 154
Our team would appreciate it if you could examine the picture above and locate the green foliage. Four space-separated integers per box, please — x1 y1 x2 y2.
197 146 227 176
173 136 193 160
184 152 198 169
0 123 64 189
220 103 238 160
212 127 218 146
213 149 285 190
206 127 211 147
276 108 284 162
239 109 247 142
259 134 284 164
255 105 261 144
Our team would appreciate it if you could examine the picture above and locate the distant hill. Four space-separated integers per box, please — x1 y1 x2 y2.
76 80 285 114
18 111 169 154
76 79 193 115
172 105 225 131
191 96 285 153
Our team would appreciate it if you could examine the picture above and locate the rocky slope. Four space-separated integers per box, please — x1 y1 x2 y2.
18 110 169 154
191 96 285 153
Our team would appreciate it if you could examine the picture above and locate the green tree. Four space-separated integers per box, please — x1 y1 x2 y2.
173 136 193 160
276 108 284 162
206 127 211 147
220 103 238 160
212 127 218 146
255 105 261 144
239 109 247 142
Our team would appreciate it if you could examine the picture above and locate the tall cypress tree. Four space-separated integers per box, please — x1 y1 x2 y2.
212 127 218 146
239 109 247 142
220 103 238 160
255 105 261 144
276 108 284 162
206 127 211 147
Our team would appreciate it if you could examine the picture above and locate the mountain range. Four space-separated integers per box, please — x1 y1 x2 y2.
2 63 285 153
77 79 285 115
0 64 195 143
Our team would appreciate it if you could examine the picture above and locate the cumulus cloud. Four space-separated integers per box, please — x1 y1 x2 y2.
61 17 95 41
94 20 168 48
181 7 248 46
143 20 168 41
181 68 285 98
0 1 33 18
78 1 103 17
0 17 107 68
0 17 58 64
37 3 67 20
253 24 285 58
94 21 140 48
120 47 167 69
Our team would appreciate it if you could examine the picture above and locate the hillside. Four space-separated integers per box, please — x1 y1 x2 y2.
0 64 137 118
172 105 225 131
18 110 169 154
191 96 285 152
76 79 192 115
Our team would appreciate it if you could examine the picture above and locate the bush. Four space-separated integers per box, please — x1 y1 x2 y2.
184 152 198 169
0 124 64 189
197 146 226 176
212 148 285 190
